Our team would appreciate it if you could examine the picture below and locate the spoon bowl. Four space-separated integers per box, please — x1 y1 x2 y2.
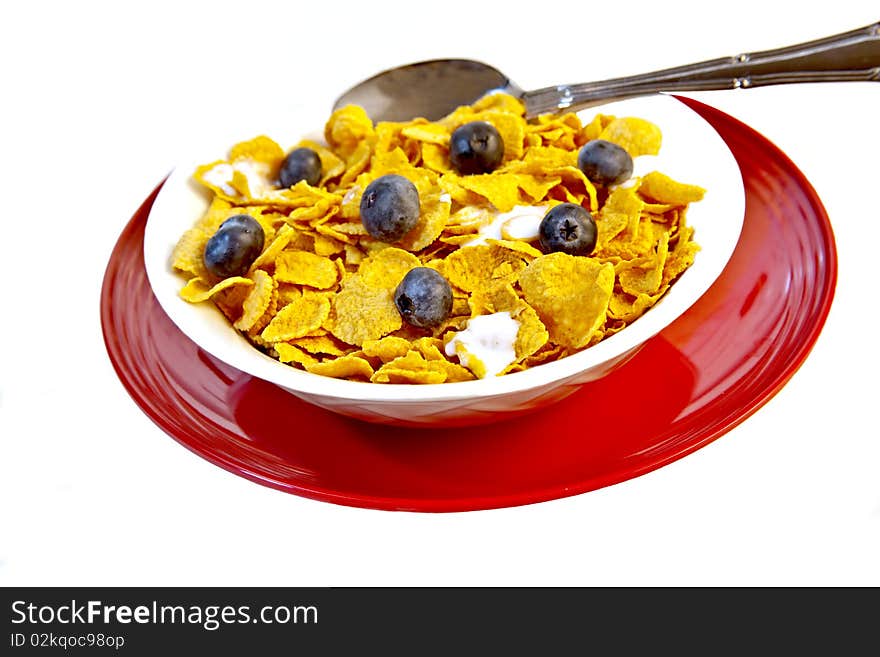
338 59 521 123
334 23 880 122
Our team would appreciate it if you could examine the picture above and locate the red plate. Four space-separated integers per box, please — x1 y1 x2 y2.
101 97 836 512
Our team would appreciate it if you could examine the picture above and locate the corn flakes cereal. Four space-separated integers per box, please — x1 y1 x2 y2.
330 278 403 346
274 250 339 289
261 292 331 342
233 269 276 331
305 354 375 380
639 171 706 205
599 117 662 157
179 276 253 303
172 92 705 384
439 243 529 292
519 253 615 350
362 336 413 363
370 351 449 384
274 341 319 367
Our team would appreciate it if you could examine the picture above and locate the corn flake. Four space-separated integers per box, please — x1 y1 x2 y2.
599 117 662 157
330 278 402 346
519 253 615 349
305 355 375 380
234 269 277 331
440 243 529 292
274 250 339 289
261 292 331 342
639 171 706 205
179 276 253 303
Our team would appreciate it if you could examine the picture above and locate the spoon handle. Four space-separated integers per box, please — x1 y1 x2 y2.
523 23 880 116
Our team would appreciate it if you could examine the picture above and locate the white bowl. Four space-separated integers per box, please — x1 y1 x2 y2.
143 94 744 427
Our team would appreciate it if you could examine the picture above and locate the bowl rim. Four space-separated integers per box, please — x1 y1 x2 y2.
143 93 745 404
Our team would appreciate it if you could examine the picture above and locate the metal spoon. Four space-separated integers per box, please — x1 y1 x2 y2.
334 23 880 122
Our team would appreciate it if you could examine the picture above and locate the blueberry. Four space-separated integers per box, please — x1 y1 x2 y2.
538 204 597 256
577 139 633 186
449 121 504 175
279 147 322 187
359 174 420 242
394 267 453 329
203 214 265 278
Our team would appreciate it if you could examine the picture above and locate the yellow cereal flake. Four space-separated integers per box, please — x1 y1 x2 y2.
401 122 450 146
170 227 210 279
179 276 253 303
443 172 524 213
314 223 353 244
330 278 402 346
434 360 476 382
247 287 278 336
325 105 375 160
362 336 412 363
602 186 645 237
516 175 562 204
410 336 446 361
618 232 670 296
370 351 448 384
638 171 706 205
313 233 345 256
357 247 420 288
487 238 543 260
580 114 615 142
286 199 339 225
473 92 526 115
519 253 614 349
281 182 344 210
274 250 339 289
233 270 277 331
467 282 520 316
440 244 529 292
608 289 665 323
595 211 630 248
211 283 250 323
228 135 285 168
421 142 451 174
291 335 347 356
332 222 370 237
305 355 374 380
662 223 701 287
249 224 296 272
511 303 549 361
261 292 331 342
598 117 662 157
275 282 302 309
274 342 319 367
339 140 373 186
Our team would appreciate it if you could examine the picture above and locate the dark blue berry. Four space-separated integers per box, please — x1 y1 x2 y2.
577 139 633 186
449 121 504 174
360 174 420 242
203 214 265 278
394 267 453 329
279 147 322 187
538 204 597 256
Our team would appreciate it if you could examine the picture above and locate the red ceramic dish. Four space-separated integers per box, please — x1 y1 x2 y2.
101 97 836 512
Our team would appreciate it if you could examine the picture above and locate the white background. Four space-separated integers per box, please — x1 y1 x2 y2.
1 0 878 587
